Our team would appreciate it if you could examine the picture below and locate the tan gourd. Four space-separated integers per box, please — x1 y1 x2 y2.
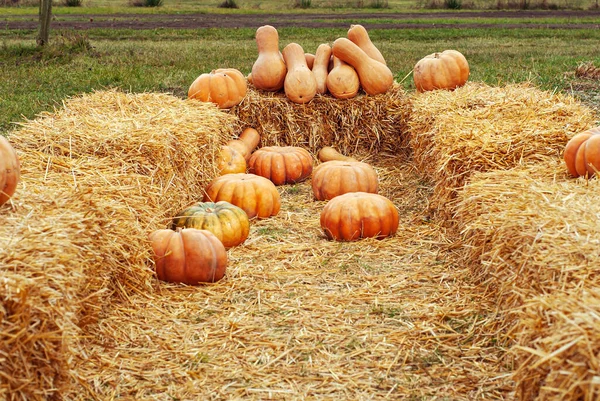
331 38 393 96
305 53 315 69
312 44 331 95
326 56 360 100
282 42 317 104
251 25 287 92
317 146 358 163
239 127 261 154
347 24 386 65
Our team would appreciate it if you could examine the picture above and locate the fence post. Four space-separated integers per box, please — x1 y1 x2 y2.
37 0 52 46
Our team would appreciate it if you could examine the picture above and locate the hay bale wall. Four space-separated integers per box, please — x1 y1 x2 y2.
232 84 412 157
0 90 234 400
456 159 600 400
409 82 597 221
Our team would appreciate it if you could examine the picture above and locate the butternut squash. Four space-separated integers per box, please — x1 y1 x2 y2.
239 127 261 154
326 56 360 100
331 38 393 96
305 53 315 69
317 146 358 163
347 24 386 65
312 44 331 95
251 25 287 92
281 42 317 104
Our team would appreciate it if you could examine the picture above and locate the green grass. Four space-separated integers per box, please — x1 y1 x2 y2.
1 8 599 135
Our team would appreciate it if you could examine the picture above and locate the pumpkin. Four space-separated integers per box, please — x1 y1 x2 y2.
203 173 280 219
312 160 378 201
216 145 246 175
564 126 600 178
317 146 358 163
320 192 399 241
249 146 313 186
188 68 247 109
172 201 249 248
312 44 332 95
413 50 469 92
282 42 317 104
331 38 393 96
149 228 227 284
251 25 287 92
326 56 360 100
347 24 386 65
0 136 20 207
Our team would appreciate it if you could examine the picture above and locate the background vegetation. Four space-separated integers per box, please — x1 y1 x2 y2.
1 0 599 134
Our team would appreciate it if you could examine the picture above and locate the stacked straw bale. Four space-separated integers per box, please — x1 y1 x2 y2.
0 90 234 399
232 83 412 158
409 82 597 222
456 158 600 400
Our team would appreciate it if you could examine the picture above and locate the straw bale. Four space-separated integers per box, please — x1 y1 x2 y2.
455 157 600 400
231 84 412 158
409 82 597 222
575 61 600 80
0 89 234 399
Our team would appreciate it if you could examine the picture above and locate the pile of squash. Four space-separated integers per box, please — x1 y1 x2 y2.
148 128 399 285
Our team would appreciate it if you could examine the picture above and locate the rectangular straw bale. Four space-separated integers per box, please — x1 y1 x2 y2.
0 90 235 400
409 82 597 222
455 158 600 400
232 84 412 157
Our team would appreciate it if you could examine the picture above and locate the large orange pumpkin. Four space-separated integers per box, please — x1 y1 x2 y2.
248 146 313 186
188 68 247 109
203 173 280 219
320 192 399 242
564 126 600 178
413 50 469 92
172 201 250 248
312 160 378 201
149 228 227 284
0 136 20 207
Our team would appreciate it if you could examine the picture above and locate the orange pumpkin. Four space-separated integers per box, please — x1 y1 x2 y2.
320 192 399 241
188 68 247 109
172 201 250 248
0 136 20 207
216 145 246 175
203 173 280 219
413 50 469 92
312 160 378 201
564 126 600 178
149 228 227 284
248 146 313 186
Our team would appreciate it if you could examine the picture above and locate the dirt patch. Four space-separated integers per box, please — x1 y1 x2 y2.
4 9 600 30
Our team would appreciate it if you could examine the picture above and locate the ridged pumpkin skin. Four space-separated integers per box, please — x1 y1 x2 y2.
347 24 386 65
249 146 314 186
216 145 247 175
188 68 247 109
149 228 227 285
203 173 281 219
172 201 250 248
312 161 378 201
320 192 399 241
331 38 393 96
326 56 360 100
564 126 600 178
0 136 20 206
312 44 332 95
413 50 469 92
251 25 287 92
282 43 318 104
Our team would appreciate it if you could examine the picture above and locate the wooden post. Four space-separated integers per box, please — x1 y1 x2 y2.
37 0 52 46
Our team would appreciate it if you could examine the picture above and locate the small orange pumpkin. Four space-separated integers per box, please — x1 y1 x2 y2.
149 228 227 284
216 145 247 175
172 201 250 248
320 192 399 241
0 136 20 207
413 50 469 92
312 160 378 201
188 68 247 109
248 146 313 186
203 173 281 219
564 126 600 178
